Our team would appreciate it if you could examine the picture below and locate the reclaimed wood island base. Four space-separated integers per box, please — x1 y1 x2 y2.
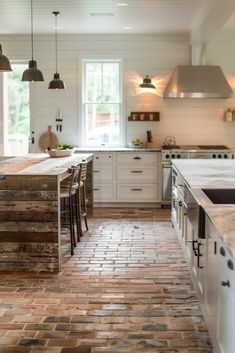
0 153 93 272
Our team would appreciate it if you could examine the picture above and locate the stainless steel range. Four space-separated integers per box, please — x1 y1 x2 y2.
161 145 234 205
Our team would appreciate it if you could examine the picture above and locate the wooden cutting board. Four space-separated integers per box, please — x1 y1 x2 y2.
39 125 58 152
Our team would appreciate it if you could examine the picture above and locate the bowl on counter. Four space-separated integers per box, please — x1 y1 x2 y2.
47 148 74 158
128 142 143 149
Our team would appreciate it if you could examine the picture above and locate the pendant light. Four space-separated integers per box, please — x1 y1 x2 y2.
22 0 44 82
0 45 12 72
48 12 66 89
139 75 156 89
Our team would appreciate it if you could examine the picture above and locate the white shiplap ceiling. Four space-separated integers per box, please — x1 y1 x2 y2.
0 0 209 35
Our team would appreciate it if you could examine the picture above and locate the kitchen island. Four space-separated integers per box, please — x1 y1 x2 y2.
172 159 235 353
0 153 93 273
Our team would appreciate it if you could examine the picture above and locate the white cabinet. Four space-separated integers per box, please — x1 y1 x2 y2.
204 217 219 342
116 152 161 203
93 152 116 202
117 184 158 202
93 151 161 204
216 240 235 353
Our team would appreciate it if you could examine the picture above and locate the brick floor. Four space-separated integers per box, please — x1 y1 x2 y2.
0 208 212 353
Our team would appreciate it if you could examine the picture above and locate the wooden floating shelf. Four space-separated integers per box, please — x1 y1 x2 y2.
128 111 160 121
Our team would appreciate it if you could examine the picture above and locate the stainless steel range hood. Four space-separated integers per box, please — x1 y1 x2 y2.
163 65 233 98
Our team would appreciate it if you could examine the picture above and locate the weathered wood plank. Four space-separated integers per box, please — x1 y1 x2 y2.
0 175 57 190
0 232 58 243
0 212 58 222
0 222 58 232
0 200 58 212
0 190 57 201
0 262 59 272
0 242 58 256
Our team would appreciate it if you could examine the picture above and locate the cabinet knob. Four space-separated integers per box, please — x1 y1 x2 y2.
228 259 234 271
178 201 182 207
220 247 226 256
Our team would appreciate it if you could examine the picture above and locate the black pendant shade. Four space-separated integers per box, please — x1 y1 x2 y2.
22 0 44 82
48 11 65 89
0 44 12 72
48 73 66 89
22 60 44 81
139 75 156 89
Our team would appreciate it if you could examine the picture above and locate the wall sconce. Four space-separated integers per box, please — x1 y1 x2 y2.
139 75 156 89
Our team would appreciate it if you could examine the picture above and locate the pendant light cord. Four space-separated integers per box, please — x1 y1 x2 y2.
53 12 59 74
31 0 34 60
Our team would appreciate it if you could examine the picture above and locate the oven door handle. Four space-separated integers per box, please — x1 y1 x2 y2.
162 162 171 167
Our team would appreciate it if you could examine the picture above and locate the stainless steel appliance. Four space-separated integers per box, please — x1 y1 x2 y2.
161 145 233 205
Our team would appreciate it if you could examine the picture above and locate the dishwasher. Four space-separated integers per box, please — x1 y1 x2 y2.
162 160 172 205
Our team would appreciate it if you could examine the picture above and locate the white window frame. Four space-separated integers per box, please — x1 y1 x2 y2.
80 58 124 147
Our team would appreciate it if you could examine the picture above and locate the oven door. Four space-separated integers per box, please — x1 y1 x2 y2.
162 162 172 204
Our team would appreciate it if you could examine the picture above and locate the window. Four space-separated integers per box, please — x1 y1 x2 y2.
6 64 30 155
82 60 122 147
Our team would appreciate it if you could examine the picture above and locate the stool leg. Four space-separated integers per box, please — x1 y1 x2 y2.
76 188 83 238
71 195 77 248
82 183 89 231
68 195 75 255
74 193 81 243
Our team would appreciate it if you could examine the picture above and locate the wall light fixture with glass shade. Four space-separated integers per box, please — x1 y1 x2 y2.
0 45 12 72
22 0 44 82
48 11 66 89
139 75 156 89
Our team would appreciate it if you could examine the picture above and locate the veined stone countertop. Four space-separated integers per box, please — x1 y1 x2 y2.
75 147 161 152
172 159 235 188
172 159 235 257
204 206 235 257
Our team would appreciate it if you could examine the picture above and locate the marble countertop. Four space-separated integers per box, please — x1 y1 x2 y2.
172 159 235 188
172 159 235 257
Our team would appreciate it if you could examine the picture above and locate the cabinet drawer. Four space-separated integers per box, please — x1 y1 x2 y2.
94 153 114 166
93 166 114 182
93 184 114 202
117 184 158 202
117 166 158 182
116 152 158 165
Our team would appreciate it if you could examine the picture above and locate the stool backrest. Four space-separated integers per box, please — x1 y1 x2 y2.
79 161 88 182
61 165 80 194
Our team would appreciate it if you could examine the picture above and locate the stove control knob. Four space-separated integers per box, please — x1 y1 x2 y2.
171 154 175 159
224 154 228 159
177 154 181 159
165 154 170 159
212 154 217 159
218 154 222 159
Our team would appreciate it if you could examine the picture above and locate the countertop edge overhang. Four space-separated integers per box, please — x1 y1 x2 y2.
0 153 93 177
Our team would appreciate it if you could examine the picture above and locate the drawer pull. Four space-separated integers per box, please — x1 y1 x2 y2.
93 170 99 173
131 170 143 173
221 280 230 287
133 156 141 160
93 188 100 191
131 188 143 191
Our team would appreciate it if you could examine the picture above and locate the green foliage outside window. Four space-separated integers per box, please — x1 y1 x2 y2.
8 65 29 135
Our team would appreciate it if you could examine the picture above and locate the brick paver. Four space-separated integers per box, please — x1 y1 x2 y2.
0 208 212 352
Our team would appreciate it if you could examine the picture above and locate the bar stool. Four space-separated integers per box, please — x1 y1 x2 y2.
60 166 80 255
76 161 89 239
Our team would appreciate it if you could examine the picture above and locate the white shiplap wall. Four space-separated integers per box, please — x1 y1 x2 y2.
1 33 235 151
